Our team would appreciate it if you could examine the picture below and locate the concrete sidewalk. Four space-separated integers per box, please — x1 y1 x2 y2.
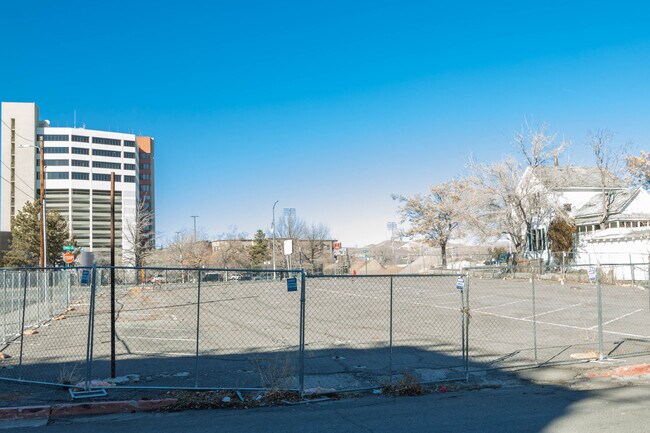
1 355 649 430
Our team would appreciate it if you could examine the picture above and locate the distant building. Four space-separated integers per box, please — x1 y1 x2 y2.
0 101 156 264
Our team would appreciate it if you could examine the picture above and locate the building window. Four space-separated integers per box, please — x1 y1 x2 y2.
43 147 69 154
40 134 69 141
124 140 135 147
71 135 90 143
123 163 135 171
124 152 136 159
140 185 150 192
141 174 151 180
139 151 150 159
140 163 150 169
46 172 69 180
124 175 136 183
92 137 121 146
92 161 121 169
563 204 572 212
93 173 121 182
92 149 120 158
43 159 69 166
72 147 90 155
71 159 90 167
72 172 90 180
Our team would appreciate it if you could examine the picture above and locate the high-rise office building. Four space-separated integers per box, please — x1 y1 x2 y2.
136 136 155 249
1 102 155 264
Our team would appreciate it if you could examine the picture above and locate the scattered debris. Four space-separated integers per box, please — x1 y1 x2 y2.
0 352 11 360
174 372 190 378
23 329 39 336
570 351 599 360
303 387 336 395
53 315 66 321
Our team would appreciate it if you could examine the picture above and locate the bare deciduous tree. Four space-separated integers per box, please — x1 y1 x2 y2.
464 156 560 259
301 222 332 271
123 198 155 267
213 226 250 268
587 129 629 225
515 120 568 168
393 179 465 267
626 150 650 189
165 229 213 268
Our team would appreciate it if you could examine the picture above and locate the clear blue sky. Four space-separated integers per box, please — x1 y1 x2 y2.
2 0 649 246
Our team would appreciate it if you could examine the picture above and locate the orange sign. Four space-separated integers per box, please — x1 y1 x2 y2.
333 242 341 250
63 253 75 264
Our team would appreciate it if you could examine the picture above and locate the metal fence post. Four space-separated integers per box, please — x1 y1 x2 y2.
532 266 538 364
389 276 394 385
298 271 306 394
630 254 635 285
596 266 604 360
194 269 202 388
18 270 28 380
84 267 98 390
2 271 6 344
460 275 466 365
464 273 470 380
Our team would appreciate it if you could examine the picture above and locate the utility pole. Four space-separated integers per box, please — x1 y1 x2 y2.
39 135 45 268
272 200 278 279
191 215 199 241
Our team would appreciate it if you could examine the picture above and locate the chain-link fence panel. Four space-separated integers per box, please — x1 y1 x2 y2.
89 268 201 388
391 275 466 383
598 264 650 358
304 275 391 391
0 268 92 385
197 270 303 390
466 266 541 368
531 270 600 364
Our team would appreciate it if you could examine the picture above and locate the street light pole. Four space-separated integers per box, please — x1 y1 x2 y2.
272 200 278 279
191 215 199 241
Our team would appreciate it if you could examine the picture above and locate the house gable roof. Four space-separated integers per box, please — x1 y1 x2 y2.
574 187 641 224
531 166 626 190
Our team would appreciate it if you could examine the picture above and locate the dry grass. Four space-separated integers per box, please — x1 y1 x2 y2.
57 363 83 385
382 370 427 397
253 354 296 391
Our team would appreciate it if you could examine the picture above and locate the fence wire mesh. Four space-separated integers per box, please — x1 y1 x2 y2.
0 264 648 392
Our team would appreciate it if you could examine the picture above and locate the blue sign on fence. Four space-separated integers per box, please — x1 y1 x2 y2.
287 277 298 292
81 269 90 285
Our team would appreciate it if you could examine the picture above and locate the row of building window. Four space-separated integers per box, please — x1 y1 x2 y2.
38 172 137 183
42 147 136 158
39 160 136 171
41 135 137 147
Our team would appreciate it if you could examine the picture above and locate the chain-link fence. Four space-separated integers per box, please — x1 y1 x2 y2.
465 263 650 370
0 264 648 393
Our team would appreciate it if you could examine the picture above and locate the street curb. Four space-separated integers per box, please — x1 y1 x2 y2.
0 405 50 421
584 364 650 379
0 399 178 422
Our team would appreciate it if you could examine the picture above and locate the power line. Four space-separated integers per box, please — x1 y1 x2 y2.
0 159 34 192
0 174 35 199
0 118 38 195
0 118 37 144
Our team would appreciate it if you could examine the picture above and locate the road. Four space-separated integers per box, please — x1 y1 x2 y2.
20 383 650 433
